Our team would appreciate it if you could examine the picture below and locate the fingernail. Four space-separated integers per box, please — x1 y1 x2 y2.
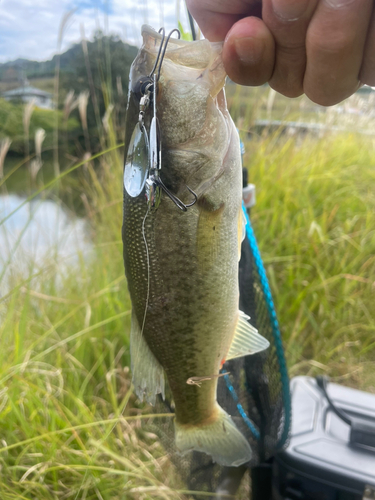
234 37 263 65
271 0 309 21
324 0 355 9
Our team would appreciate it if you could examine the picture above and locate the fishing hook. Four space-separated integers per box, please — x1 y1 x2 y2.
146 172 197 212
155 176 198 212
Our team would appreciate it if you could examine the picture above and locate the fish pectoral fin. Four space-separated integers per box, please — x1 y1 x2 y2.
226 311 270 361
175 404 252 467
130 310 165 406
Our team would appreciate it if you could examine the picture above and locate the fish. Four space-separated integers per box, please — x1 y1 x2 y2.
122 25 270 467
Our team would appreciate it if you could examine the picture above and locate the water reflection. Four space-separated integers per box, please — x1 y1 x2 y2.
0 194 90 290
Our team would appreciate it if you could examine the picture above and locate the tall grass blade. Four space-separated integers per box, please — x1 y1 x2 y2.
53 9 76 178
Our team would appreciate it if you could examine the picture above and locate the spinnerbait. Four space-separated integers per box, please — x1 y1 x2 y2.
124 28 197 212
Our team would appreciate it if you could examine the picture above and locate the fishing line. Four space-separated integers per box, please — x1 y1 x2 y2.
140 206 151 340
131 205 151 374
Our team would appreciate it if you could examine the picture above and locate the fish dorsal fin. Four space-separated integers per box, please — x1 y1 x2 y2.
226 311 270 360
130 310 165 405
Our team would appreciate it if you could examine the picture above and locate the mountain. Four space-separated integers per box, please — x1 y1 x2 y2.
0 32 139 153
0 32 138 82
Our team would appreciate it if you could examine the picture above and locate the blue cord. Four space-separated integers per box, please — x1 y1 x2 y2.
242 202 291 448
221 370 260 440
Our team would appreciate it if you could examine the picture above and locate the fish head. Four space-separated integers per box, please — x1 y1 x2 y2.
124 26 229 197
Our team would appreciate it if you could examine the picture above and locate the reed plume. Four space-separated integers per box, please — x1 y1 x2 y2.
77 90 91 154
54 9 76 178
30 128 46 184
63 90 77 122
0 137 12 180
23 99 35 170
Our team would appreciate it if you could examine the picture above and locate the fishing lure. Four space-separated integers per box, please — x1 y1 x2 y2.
123 28 197 212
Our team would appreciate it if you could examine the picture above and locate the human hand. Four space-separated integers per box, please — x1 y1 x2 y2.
186 0 375 105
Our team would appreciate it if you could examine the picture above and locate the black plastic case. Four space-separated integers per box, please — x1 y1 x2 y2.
273 376 375 500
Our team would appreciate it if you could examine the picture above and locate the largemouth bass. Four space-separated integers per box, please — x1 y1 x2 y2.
122 25 269 467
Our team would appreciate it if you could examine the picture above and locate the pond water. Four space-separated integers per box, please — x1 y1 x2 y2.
0 194 91 291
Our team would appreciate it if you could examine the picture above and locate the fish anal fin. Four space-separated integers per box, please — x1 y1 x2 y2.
226 311 270 361
175 404 252 467
130 310 165 405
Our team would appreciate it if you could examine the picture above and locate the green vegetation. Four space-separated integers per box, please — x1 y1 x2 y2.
1 38 375 497
0 144 196 498
58 32 137 145
227 83 375 131
1 124 375 498
247 132 375 390
0 98 79 154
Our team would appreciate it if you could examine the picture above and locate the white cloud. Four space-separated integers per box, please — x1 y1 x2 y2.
0 0 192 63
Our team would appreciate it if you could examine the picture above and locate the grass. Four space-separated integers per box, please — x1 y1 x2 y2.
227 83 375 133
246 131 375 391
0 83 375 498
0 150 187 499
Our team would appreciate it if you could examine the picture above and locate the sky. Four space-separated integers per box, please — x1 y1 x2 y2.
0 0 192 63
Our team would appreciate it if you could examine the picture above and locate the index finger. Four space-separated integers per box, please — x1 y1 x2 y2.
186 0 262 41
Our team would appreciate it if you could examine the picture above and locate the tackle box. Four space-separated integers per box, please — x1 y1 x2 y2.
272 376 375 500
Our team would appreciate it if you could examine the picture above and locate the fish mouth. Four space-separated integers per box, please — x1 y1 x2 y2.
141 24 224 49
141 23 224 50
140 24 225 76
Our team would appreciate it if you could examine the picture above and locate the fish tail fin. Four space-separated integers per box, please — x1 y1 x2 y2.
175 404 252 467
